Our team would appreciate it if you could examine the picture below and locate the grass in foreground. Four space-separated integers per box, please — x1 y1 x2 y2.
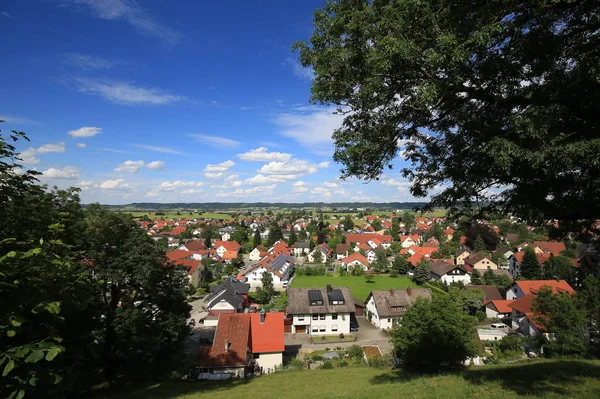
291 275 413 301
100 360 600 399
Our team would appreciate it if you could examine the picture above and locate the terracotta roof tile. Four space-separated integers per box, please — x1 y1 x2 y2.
249 313 284 353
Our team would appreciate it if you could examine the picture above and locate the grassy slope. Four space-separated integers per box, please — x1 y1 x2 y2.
291 275 413 301
105 360 600 399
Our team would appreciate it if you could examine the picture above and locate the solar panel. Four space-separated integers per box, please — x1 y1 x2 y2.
327 289 345 303
308 290 323 302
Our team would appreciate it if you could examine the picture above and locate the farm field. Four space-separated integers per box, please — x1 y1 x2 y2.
124 212 233 221
102 360 600 399
291 275 414 301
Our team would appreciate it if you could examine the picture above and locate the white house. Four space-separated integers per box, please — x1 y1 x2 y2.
249 247 265 262
341 252 370 271
292 242 310 257
365 249 377 264
365 288 432 330
400 235 418 248
286 286 355 335
307 245 330 263
214 240 241 258
221 232 231 241
428 260 471 285
238 254 295 290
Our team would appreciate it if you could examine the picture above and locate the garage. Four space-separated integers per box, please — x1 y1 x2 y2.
284 318 293 333
294 325 307 333
353 297 365 316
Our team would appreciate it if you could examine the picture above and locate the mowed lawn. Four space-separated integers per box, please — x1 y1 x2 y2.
291 275 414 301
103 360 600 399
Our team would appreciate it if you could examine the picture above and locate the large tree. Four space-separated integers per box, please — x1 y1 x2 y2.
295 0 600 233
520 247 542 280
391 294 477 369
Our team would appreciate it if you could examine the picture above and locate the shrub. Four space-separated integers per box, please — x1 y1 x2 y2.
321 361 333 369
339 333 345 339
347 344 364 359
325 347 330 351
287 358 304 370
475 310 487 322
311 354 323 361
338 360 349 368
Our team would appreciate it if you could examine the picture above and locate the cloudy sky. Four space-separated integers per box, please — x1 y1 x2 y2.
1 0 414 204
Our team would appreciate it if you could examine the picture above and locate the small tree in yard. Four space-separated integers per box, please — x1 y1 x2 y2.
371 247 390 272
520 247 542 280
255 272 276 304
391 295 477 369
413 261 431 285
470 269 483 285
392 255 409 275
312 247 324 263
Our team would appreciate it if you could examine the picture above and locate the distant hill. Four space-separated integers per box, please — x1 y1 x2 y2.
102 360 600 399
97 202 430 211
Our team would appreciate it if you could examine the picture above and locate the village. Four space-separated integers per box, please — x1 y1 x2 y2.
133 209 589 378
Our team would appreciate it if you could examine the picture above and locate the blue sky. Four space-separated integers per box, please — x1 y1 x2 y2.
0 0 414 204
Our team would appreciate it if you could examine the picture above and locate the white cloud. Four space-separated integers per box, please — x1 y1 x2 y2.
41 166 80 180
1 11 13 18
204 172 223 179
20 142 66 164
66 0 182 45
293 181 306 187
0 114 39 125
225 174 239 181
64 53 113 69
100 178 131 190
74 78 186 105
204 160 235 172
78 180 93 190
114 160 145 173
98 147 130 153
381 178 411 189
114 160 165 173
217 185 276 197
311 187 332 197
323 181 338 188
146 160 165 170
76 143 87 148
285 57 315 81
68 126 102 138
258 159 319 176
244 174 291 185
237 147 292 162
131 144 188 155
187 134 240 148
273 109 343 155
317 161 330 168
293 182 308 193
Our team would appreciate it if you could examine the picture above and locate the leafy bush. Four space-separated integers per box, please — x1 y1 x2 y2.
498 334 525 354
311 354 323 361
338 360 349 368
287 358 304 370
347 345 364 359
321 361 333 369
475 310 487 322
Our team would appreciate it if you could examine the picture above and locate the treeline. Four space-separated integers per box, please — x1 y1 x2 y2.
1 129 193 398
99 201 430 211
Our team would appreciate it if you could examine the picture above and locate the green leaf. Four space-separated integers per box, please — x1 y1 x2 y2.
53 374 63 384
28 375 38 386
7 330 16 337
10 318 22 327
53 337 63 343
16 390 25 399
24 350 44 364
45 347 60 361
46 302 61 315
39 237 44 245
2 359 15 376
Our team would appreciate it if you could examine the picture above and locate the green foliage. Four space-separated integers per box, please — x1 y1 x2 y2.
470 269 483 285
255 272 276 304
533 287 587 357
365 275 374 284
542 255 576 286
295 0 600 231
520 248 542 280
497 334 525 355
402 213 415 231
391 295 477 369
392 254 408 275
346 345 363 359
342 216 354 231
474 235 487 253
370 219 382 231
253 228 262 248
413 261 431 285
266 223 284 247
370 247 390 272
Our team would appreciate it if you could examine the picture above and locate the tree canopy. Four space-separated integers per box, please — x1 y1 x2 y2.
295 0 600 232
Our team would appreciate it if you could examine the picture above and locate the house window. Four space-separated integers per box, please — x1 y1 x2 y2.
319 325 326 332
320 314 326 320
332 325 338 332
298 315 304 321
312 325 318 332
312 315 318 320
332 313 338 320
388 319 391 323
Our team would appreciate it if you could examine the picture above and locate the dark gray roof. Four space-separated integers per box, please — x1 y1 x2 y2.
205 289 244 310
270 255 295 272
205 278 249 310
367 288 432 318
428 260 463 277
294 241 309 249
287 286 356 314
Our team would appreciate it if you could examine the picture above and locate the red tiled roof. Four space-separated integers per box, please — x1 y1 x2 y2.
512 252 551 265
249 313 284 353
342 252 369 266
514 280 574 296
533 241 567 256
198 313 250 367
166 250 194 261
488 299 514 314
222 250 239 260
214 240 242 251
443 228 455 234
183 240 207 251
345 234 393 245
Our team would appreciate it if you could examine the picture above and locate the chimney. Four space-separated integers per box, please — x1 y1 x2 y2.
224 339 230 352
326 284 332 292
407 287 412 296
260 309 266 324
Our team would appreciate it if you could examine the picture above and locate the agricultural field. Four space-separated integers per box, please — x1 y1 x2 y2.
124 211 233 221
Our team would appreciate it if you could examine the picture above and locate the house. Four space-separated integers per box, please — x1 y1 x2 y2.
353 297 366 316
401 246 437 267
455 248 472 265
307 244 330 263
493 246 514 269
506 280 574 300
533 241 567 256
365 288 432 330
424 237 440 249
463 253 498 271
336 243 352 260
269 240 290 255
203 278 250 323
176 240 207 252
221 232 232 241
214 241 242 258
345 234 393 248
367 236 392 249
428 260 471 285
286 286 356 335
198 312 284 377
238 254 295 289
443 228 455 241
477 328 507 342
172 259 204 287
485 300 514 320
508 252 552 278
400 235 418 248
249 246 267 262
465 285 502 303
365 248 377 264
341 252 370 271
292 241 310 257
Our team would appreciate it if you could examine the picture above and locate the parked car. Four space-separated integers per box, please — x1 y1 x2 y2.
491 323 509 329
350 321 359 332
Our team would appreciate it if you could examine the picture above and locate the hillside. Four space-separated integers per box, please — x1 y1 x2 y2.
102 360 600 399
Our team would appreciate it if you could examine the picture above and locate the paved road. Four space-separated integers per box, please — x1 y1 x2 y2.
285 316 392 354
